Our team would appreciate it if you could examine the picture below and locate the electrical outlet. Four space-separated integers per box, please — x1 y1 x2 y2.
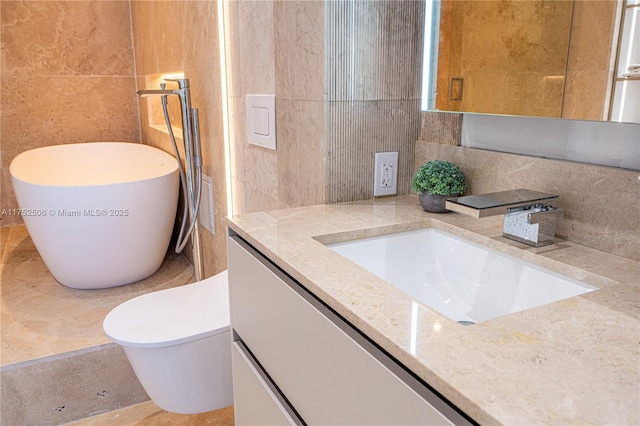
381 161 393 187
373 152 398 196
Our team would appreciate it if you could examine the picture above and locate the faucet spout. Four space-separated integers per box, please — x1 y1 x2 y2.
137 89 182 97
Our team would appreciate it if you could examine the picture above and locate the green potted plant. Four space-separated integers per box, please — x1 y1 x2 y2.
411 160 466 212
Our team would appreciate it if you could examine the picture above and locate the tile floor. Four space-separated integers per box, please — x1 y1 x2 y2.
1 225 234 424
66 401 234 425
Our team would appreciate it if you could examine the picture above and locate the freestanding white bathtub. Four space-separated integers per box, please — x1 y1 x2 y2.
10 142 180 289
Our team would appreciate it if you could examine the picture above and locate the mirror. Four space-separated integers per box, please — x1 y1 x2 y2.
422 0 640 123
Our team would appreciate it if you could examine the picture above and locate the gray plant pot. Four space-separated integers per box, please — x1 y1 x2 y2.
419 192 457 213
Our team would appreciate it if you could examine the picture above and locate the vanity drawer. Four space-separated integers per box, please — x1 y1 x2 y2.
231 340 301 425
228 236 461 425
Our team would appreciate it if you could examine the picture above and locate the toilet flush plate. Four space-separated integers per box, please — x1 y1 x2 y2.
246 95 276 150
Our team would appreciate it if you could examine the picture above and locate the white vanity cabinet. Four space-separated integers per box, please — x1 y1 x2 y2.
227 234 472 425
231 340 300 425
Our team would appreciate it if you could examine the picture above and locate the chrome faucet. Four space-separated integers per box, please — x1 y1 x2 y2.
445 189 563 247
137 78 204 281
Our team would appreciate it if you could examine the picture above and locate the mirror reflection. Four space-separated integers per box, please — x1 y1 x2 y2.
422 0 640 123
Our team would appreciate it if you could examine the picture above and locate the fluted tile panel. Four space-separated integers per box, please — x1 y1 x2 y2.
325 0 424 203
325 0 424 101
326 100 420 203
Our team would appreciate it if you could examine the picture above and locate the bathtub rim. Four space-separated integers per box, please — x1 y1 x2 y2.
9 142 179 188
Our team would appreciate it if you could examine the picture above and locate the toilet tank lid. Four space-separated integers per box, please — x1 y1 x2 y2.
103 271 230 348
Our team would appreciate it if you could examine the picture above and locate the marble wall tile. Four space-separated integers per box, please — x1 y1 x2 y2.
129 1 158 75
152 1 189 74
227 96 246 187
1 1 134 77
223 0 278 215
2 77 139 155
277 99 326 208
414 141 640 260
157 1 219 77
237 0 276 94
228 95 279 214
131 1 220 92
0 1 139 226
275 0 324 101
227 0 324 215
245 145 279 201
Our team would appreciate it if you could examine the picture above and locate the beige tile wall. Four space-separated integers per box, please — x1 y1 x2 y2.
130 0 228 278
0 0 140 226
227 0 425 212
225 0 326 214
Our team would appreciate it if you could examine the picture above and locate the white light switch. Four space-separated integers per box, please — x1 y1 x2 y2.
247 95 276 150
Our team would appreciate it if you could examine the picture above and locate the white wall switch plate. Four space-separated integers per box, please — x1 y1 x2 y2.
373 152 398 196
200 174 215 235
246 94 276 150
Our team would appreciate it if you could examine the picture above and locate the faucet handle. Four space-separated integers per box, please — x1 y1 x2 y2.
527 206 563 225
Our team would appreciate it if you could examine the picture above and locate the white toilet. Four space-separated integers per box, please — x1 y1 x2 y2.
103 270 232 414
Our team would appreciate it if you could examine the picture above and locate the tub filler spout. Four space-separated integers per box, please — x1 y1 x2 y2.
137 77 204 281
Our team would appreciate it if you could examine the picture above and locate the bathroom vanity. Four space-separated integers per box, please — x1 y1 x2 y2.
228 235 470 425
226 195 639 425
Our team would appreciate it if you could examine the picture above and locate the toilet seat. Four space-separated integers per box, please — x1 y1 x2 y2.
103 270 229 349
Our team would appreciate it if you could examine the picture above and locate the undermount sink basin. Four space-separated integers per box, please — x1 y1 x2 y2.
326 228 595 324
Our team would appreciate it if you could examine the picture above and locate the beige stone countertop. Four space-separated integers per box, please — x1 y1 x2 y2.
226 195 639 425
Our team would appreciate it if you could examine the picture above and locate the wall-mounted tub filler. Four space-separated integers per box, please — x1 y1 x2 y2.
445 189 563 247
138 78 204 281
